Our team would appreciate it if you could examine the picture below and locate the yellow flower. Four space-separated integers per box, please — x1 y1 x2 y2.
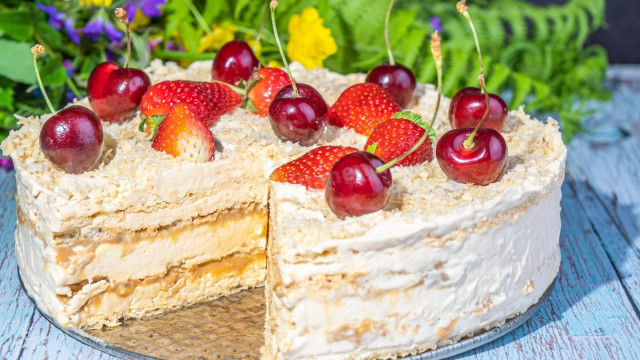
130 9 150 30
198 23 237 53
286 7 337 69
244 34 262 58
267 60 281 68
79 0 112 7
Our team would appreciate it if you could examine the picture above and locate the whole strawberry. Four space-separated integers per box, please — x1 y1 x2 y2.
365 111 435 167
246 67 291 116
151 103 215 162
141 81 242 127
327 83 401 136
270 146 358 189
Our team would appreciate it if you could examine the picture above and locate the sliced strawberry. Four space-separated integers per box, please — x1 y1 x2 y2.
141 81 241 127
246 67 291 116
365 111 436 167
151 103 215 162
327 83 401 136
270 146 358 189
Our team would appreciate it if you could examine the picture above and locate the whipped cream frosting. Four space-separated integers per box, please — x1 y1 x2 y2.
4 59 567 357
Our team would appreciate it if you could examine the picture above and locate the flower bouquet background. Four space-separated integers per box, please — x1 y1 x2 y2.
0 0 609 146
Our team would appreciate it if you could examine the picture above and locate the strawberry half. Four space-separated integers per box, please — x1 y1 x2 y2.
327 83 401 136
365 111 436 167
246 67 291 116
151 103 215 162
141 81 242 127
270 146 358 189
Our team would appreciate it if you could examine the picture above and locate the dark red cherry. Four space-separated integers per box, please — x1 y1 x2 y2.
325 151 392 218
268 83 328 146
87 62 151 124
449 87 508 131
365 63 416 108
40 105 104 174
435 128 507 185
212 40 260 85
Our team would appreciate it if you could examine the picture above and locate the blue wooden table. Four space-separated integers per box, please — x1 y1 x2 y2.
2 69 640 359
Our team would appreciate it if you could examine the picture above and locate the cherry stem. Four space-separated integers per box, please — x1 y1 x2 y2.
270 0 299 97
31 45 56 115
212 79 246 96
115 8 132 68
376 32 442 174
254 0 268 52
384 0 395 65
185 0 212 34
458 1 490 150
463 75 489 149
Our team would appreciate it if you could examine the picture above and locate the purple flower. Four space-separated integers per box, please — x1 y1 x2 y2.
65 18 81 45
64 89 77 104
105 48 117 62
37 3 80 44
37 4 65 30
0 157 13 171
147 38 162 51
429 16 443 33
83 16 123 43
165 40 183 52
124 0 166 23
62 60 76 77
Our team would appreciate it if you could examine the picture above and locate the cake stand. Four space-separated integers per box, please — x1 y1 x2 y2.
18 269 553 360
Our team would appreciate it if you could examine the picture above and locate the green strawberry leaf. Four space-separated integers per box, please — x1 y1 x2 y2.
366 142 377 154
391 110 436 142
139 115 165 140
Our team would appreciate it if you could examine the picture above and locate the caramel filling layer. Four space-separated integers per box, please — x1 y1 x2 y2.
83 250 266 313
47 203 267 267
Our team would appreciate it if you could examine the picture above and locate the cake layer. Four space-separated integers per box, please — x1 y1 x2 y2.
265 187 562 359
77 251 266 329
16 204 267 328
17 203 267 286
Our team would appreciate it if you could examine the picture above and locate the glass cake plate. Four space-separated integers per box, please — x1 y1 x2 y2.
19 269 553 360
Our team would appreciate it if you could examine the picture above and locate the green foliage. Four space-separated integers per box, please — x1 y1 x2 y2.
0 0 610 144
186 0 608 140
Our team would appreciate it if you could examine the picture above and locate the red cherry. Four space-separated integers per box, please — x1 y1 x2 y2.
325 151 392 218
268 83 328 146
435 128 507 185
87 62 151 124
365 64 416 108
40 105 104 174
212 40 260 85
448 87 508 131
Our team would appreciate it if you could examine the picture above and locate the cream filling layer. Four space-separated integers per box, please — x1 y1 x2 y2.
78 251 266 329
265 187 562 359
17 204 267 288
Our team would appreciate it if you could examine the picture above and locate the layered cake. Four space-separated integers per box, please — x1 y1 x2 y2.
3 60 566 358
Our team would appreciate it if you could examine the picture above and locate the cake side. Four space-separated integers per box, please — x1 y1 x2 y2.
265 186 562 359
265 65 567 359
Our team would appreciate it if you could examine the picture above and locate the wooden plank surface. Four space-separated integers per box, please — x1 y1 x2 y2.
0 171 36 360
1 80 640 359
564 80 640 311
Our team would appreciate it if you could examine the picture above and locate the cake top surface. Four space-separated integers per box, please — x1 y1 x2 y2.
2 60 566 238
